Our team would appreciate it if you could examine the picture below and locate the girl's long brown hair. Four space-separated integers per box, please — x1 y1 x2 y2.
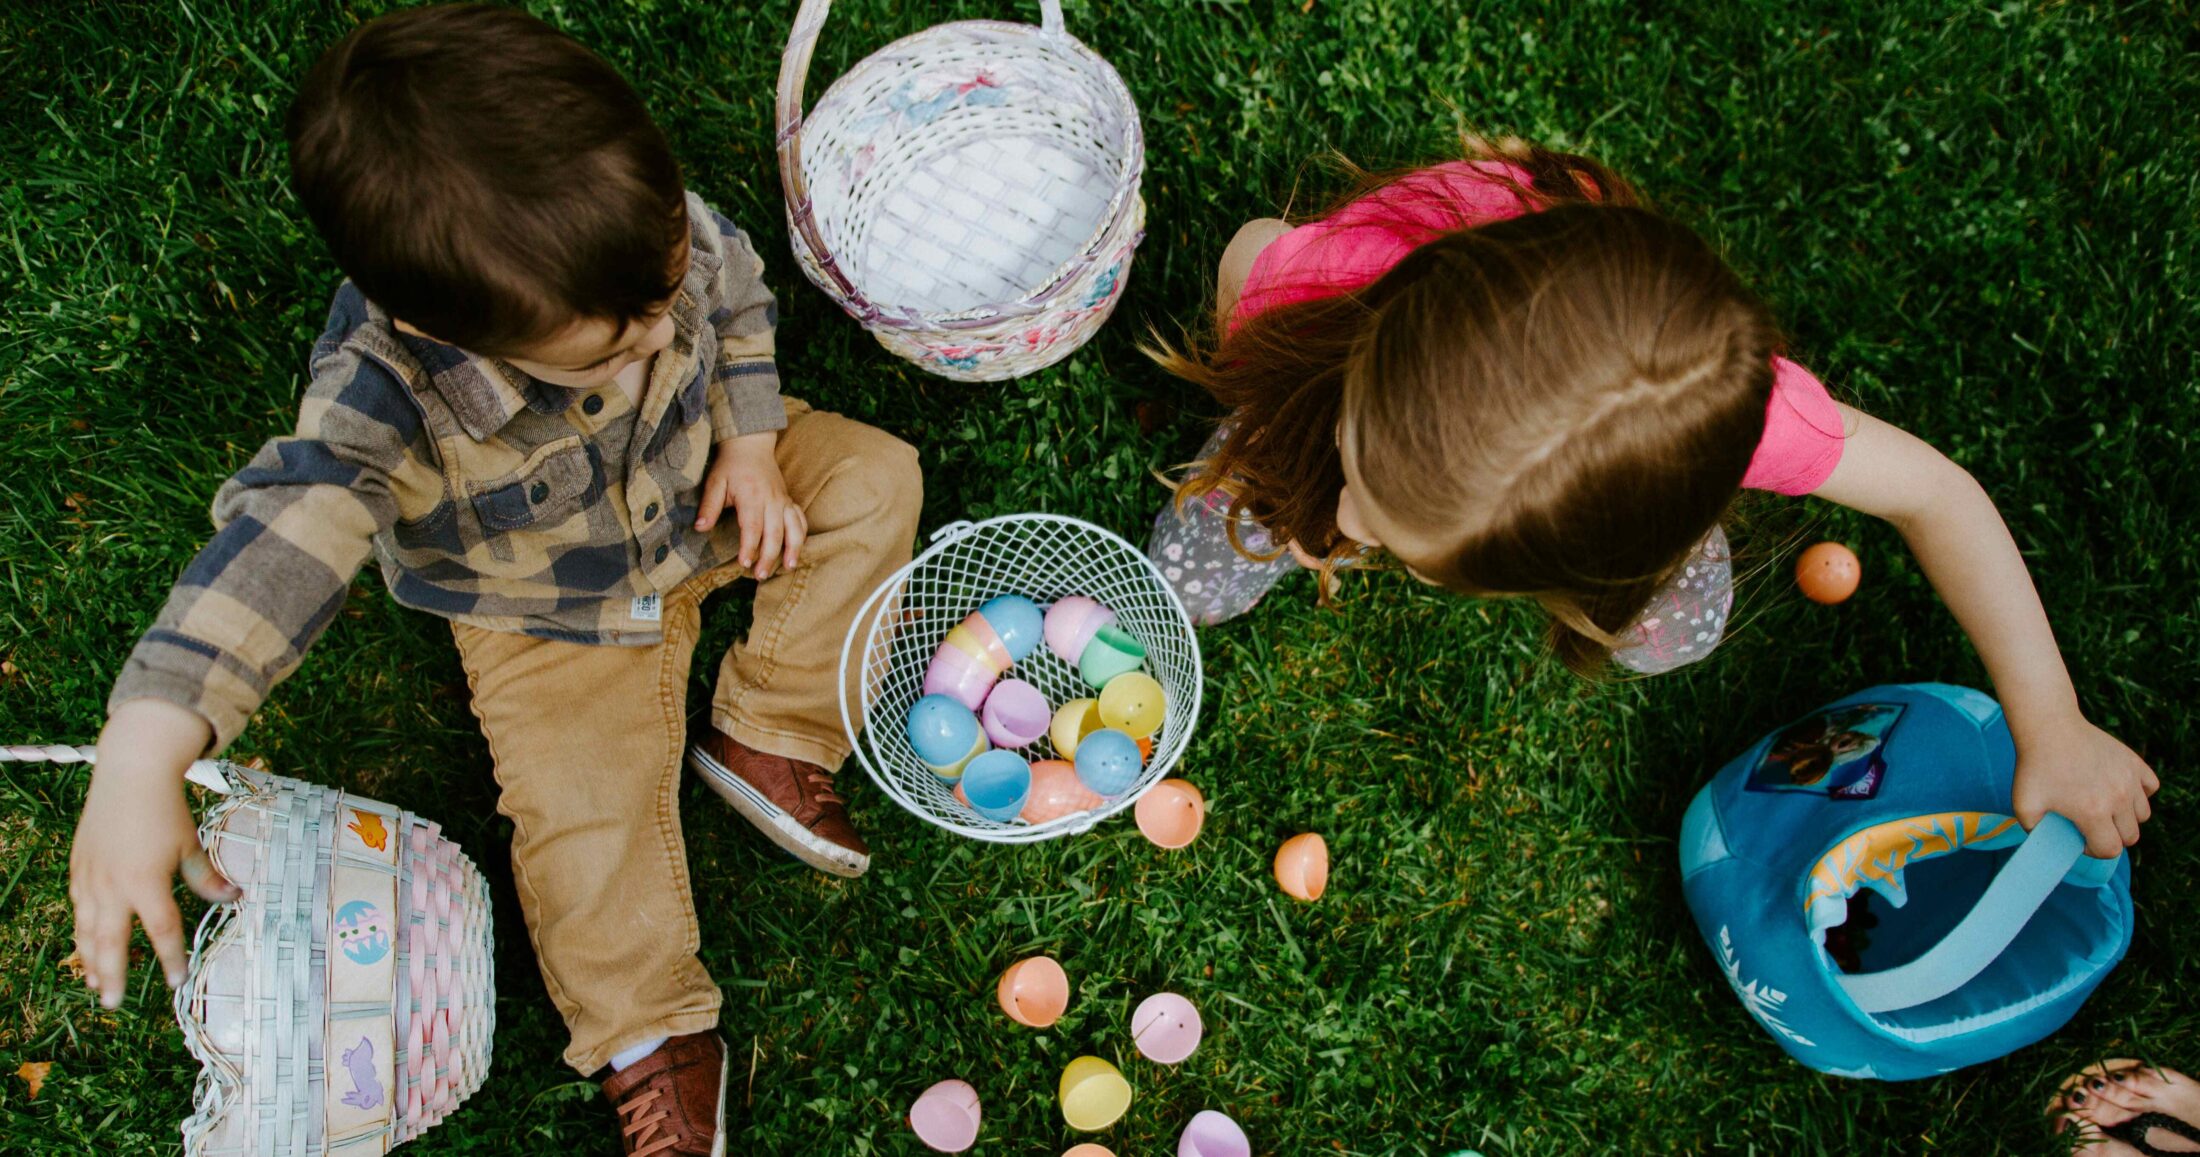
1150 137 1781 673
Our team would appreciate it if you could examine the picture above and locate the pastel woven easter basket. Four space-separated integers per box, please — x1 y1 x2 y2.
4 745 494 1153
839 514 1202 843
776 0 1145 380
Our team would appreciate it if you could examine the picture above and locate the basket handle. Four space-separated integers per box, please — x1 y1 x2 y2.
0 743 240 794
1834 812 2120 1014
775 0 1069 317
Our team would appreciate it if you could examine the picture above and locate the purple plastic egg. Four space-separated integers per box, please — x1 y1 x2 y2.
1044 596 1116 666
923 643 997 712
980 679 1052 749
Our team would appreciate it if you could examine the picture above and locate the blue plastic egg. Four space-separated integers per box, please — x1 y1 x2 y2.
907 694 987 776
1074 728 1143 797
977 595 1046 664
962 750 1034 822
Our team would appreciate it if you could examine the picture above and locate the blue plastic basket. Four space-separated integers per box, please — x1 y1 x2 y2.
1680 684 2133 1080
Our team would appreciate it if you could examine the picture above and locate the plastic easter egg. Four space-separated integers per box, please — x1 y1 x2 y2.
907 695 987 771
1097 671 1166 738
923 642 998 712
1274 833 1329 901
1063 1146 1118 1157
1058 1056 1132 1132
1130 992 1204 1064
909 1079 982 1152
961 750 1033 822
1045 596 1116 665
1796 541 1861 605
1133 779 1205 849
1021 760 1106 824
944 618 1014 674
977 595 1046 663
996 955 1070 1028
1078 625 1148 690
981 679 1052 750
1049 698 1104 759
1074 729 1143 797
1177 1109 1250 1157
926 730 988 782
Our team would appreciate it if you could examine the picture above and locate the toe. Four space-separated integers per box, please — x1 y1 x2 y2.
2069 1085 2145 1131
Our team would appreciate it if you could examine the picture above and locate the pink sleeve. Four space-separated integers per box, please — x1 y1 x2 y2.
1741 357 1847 495
1234 162 1537 325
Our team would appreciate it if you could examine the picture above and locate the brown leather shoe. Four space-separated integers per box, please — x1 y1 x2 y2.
688 729 870 878
600 1032 727 1157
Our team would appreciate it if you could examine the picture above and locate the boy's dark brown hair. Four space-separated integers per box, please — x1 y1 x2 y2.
1152 138 1781 674
287 3 688 355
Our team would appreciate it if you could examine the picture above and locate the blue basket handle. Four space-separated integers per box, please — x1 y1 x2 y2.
1837 813 2120 1014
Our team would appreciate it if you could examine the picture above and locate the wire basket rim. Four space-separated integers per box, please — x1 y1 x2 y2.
838 512 1203 843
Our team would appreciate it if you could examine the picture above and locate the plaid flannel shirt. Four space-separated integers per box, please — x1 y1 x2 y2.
110 193 789 751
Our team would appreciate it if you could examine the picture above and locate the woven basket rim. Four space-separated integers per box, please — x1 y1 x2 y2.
838 513 1203 843
791 17 1145 327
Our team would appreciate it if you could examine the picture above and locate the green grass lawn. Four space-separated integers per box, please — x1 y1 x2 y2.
3 0 2196 1152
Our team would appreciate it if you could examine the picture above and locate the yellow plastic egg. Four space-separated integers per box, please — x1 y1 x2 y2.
1062 1146 1117 1157
1097 672 1165 739
1049 698 1103 759
1058 1055 1132 1131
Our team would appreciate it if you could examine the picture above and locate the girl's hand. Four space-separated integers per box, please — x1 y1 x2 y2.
2011 713 2159 859
70 699 237 1008
696 431 807 580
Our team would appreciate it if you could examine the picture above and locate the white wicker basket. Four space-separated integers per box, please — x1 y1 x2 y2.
776 0 1145 381
3 746 494 1155
839 515 1201 842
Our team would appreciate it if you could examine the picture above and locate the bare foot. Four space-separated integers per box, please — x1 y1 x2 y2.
2048 1060 2200 1153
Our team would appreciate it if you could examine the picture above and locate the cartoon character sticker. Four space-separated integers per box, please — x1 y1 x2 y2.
347 809 388 852
1746 703 1906 800
339 1036 385 1110
334 900 392 967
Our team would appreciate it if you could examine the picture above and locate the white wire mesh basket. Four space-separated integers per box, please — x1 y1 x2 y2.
840 514 1202 842
1 746 494 1155
776 0 1145 381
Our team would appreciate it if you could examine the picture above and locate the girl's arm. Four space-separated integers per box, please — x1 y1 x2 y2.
1809 404 2157 857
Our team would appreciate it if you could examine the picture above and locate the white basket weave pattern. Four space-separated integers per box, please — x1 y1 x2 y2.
840 515 1202 843
0 746 495 1155
778 0 1145 381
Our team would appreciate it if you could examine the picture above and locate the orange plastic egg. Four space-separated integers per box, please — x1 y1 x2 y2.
1021 760 1106 823
996 955 1071 1028
1274 833 1329 901
1133 779 1205 849
1796 541 1861 604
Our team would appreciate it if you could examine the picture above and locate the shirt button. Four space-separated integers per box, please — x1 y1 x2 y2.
654 544 670 564
528 481 549 504
582 394 605 416
644 502 659 522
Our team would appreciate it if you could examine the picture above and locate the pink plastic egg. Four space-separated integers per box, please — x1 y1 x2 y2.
1177 1109 1250 1157
1044 596 1116 666
981 679 1052 749
1130 992 1204 1064
923 643 997 712
945 615 1015 673
909 1079 981 1152
1021 760 1105 824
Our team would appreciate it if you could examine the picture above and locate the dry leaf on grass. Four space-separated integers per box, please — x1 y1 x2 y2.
16 1061 52 1098
57 952 85 981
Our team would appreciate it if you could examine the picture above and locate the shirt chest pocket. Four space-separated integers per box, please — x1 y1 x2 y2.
467 437 601 535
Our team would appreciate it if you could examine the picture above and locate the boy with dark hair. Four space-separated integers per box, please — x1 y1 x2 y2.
66 6 920 1152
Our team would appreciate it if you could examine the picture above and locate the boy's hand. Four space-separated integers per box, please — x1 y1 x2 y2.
70 699 237 1008
696 431 807 580
2011 712 2159 859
